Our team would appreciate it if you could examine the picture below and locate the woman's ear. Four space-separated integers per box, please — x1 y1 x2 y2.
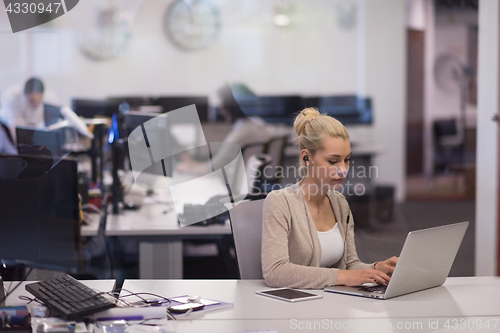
300 149 310 163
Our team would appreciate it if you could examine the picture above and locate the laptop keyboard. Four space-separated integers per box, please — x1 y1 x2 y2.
358 285 387 294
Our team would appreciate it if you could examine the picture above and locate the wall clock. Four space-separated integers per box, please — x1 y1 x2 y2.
163 0 221 51
79 7 133 61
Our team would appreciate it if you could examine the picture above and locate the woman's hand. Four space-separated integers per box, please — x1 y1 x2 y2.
336 269 391 287
374 256 399 276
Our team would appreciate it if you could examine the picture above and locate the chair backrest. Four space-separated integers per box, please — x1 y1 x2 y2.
263 135 288 180
246 154 271 193
433 118 464 148
230 151 272 195
241 141 267 165
225 198 266 279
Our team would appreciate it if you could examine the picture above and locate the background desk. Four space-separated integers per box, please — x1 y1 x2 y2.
102 172 233 279
105 203 231 279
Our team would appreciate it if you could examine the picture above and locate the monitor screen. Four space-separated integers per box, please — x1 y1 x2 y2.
72 99 120 118
43 104 63 127
16 126 68 161
109 96 209 123
156 97 209 122
235 95 302 124
0 156 80 273
301 95 373 125
125 111 199 151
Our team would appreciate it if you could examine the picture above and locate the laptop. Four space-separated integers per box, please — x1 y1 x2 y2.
324 221 469 299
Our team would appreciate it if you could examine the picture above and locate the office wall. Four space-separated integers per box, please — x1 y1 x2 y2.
476 0 498 276
0 0 360 102
0 0 406 201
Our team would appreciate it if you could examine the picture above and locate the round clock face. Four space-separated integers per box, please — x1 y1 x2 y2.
79 8 133 61
164 0 221 51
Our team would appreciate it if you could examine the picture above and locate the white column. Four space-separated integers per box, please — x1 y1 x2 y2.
363 0 407 202
476 0 499 276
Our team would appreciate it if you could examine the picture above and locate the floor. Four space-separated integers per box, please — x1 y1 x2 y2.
355 200 475 277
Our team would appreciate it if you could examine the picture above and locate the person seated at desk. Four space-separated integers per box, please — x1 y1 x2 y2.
262 108 398 289
0 77 57 140
176 83 271 175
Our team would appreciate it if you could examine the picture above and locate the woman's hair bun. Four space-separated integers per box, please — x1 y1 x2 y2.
293 108 321 136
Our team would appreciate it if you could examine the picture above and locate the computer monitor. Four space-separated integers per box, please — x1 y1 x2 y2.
124 111 158 136
235 95 303 124
44 104 63 127
301 95 373 125
108 96 209 123
125 111 188 151
0 156 80 273
16 126 67 160
156 97 209 122
72 99 120 118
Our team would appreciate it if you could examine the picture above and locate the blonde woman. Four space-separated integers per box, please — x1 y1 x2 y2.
261 108 397 289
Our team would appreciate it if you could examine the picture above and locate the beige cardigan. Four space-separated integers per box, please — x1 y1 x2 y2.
261 185 375 289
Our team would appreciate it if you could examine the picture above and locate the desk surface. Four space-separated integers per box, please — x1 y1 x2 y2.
104 172 233 237
6 277 500 333
122 277 500 320
105 203 231 236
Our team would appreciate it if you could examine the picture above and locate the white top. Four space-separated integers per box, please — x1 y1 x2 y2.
0 85 56 141
317 223 344 267
0 86 45 128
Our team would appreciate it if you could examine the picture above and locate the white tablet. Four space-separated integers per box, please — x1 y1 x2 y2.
256 288 323 303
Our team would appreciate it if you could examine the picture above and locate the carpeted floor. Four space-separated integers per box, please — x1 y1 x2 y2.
355 200 475 277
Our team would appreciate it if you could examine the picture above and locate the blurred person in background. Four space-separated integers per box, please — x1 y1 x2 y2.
176 83 271 175
0 77 56 141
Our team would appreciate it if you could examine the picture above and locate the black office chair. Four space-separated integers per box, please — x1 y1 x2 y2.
240 141 267 165
262 135 289 186
431 118 465 191
433 118 465 172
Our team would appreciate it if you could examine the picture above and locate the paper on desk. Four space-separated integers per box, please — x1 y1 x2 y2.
171 297 219 306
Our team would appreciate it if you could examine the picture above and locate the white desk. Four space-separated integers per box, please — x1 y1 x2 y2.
105 202 231 237
104 173 234 279
7 278 498 333
122 277 500 332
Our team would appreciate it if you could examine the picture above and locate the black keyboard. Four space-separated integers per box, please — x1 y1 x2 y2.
26 274 116 320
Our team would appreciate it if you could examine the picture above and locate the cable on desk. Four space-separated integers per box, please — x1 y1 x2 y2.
0 266 33 305
114 289 171 308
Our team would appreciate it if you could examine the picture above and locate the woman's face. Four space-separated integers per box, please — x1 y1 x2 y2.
303 136 351 193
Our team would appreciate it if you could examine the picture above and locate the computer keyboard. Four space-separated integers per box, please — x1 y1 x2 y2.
25 274 116 320
358 284 387 294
